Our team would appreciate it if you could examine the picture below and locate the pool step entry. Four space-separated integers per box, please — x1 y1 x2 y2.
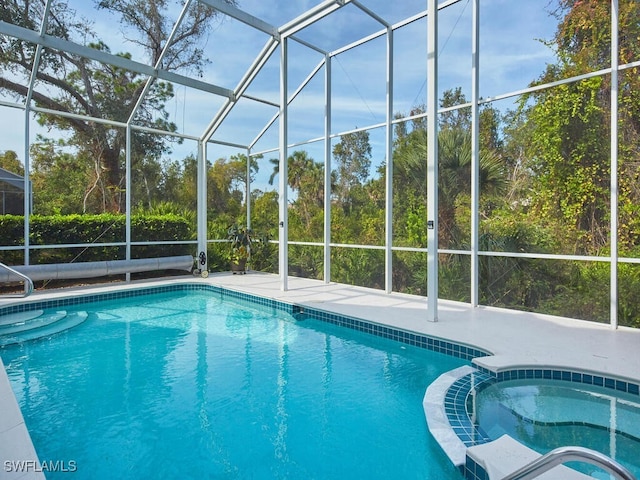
465 435 636 480
466 435 590 479
0 310 89 346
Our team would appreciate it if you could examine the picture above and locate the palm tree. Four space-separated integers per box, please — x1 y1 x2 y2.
268 151 314 191
393 126 507 248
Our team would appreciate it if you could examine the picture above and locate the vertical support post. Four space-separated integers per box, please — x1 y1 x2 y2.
246 148 252 230
279 38 289 291
197 140 208 272
125 126 132 281
324 54 332 284
385 27 394 294
470 0 480 306
426 0 439 322
610 0 619 328
21 0 52 267
23 108 31 266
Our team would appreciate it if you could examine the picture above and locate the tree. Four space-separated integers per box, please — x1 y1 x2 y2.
439 87 470 131
0 151 24 175
29 137 94 214
268 150 315 192
268 150 333 239
510 0 640 254
392 94 507 250
0 0 235 212
268 151 332 204
332 130 372 210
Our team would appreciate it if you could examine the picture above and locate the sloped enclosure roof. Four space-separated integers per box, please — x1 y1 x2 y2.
0 0 433 151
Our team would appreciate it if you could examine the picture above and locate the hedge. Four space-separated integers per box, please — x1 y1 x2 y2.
0 214 194 265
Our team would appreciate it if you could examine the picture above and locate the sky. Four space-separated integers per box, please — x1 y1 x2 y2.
0 0 560 192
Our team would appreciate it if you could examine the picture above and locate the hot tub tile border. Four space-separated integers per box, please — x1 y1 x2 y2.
441 366 640 479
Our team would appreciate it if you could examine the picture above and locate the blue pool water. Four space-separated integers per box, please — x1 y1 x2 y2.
473 379 640 479
1 290 467 479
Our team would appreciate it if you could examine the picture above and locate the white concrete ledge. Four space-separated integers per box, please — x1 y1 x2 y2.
467 435 591 480
423 365 475 467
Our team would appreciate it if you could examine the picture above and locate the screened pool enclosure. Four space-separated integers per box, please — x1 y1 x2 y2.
0 0 638 328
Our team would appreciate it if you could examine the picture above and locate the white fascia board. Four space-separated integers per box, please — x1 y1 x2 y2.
0 21 234 99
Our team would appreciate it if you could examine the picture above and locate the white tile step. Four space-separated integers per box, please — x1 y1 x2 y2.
0 311 66 334
0 310 45 326
0 311 88 347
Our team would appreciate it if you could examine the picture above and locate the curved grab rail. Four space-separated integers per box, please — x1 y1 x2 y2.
0 262 34 298
501 445 636 480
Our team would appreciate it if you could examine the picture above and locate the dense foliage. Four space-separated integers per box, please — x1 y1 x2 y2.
0 213 192 264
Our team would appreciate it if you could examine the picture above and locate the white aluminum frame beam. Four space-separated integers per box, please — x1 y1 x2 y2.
249 59 326 149
125 126 132 275
246 147 252 230
197 0 279 39
279 0 351 39
197 141 208 270
384 26 393 293
290 35 327 56
201 37 279 143
21 0 53 265
207 139 248 150
278 38 289 291
610 0 619 328
426 0 439 322
0 21 234 99
323 54 332 284
470 0 480 306
351 0 389 27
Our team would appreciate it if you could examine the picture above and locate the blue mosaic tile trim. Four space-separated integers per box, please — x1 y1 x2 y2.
496 400 640 443
0 283 300 318
0 283 216 316
216 287 298 314
444 365 640 466
474 365 640 398
297 305 488 361
0 283 487 361
464 457 489 480
444 371 493 448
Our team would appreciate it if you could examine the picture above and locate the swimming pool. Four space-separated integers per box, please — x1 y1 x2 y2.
472 379 640 478
0 286 470 479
